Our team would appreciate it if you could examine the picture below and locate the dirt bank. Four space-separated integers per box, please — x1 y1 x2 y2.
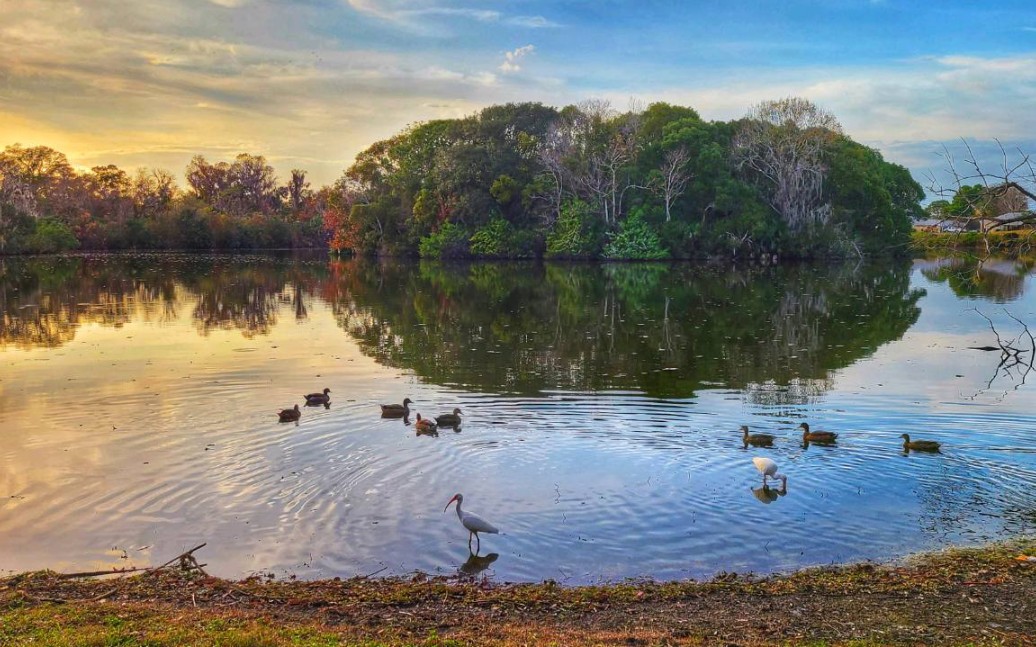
3 540 1035 646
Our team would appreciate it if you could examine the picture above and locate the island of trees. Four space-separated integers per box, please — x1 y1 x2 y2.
0 97 931 259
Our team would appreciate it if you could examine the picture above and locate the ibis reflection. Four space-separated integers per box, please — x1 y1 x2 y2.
458 552 499 578
751 482 788 504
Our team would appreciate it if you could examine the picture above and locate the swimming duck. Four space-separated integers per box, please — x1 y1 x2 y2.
303 388 331 405
415 413 438 435
901 434 941 452
277 404 301 422
380 398 412 418
436 408 463 427
799 422 837 443
741 425 774 447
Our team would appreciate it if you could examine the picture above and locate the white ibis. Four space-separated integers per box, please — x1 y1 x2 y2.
444 493 499 553
303 388 331 405
277 404 301 422
751 456 787 488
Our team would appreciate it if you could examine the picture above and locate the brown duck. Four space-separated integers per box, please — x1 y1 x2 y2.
436 408 463 427
799 422 837 443
304 388 331 405
277 404 301 422
380 398 412 418
415 413 438 435
901 434 941 452
741 425 774 447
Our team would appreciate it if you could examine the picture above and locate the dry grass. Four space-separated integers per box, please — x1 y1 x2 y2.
2 540 1035 646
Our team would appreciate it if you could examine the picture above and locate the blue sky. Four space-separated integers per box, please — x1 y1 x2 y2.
2 0 1034 188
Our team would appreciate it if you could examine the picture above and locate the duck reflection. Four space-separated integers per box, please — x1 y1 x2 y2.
751 482 788 504
458 551 499 578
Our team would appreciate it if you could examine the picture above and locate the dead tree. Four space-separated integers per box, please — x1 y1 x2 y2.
732 97 842 232
925 140 1036 255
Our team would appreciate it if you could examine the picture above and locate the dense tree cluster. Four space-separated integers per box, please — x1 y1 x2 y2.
331 98 924 259
0 146 329 254
0 96 925 258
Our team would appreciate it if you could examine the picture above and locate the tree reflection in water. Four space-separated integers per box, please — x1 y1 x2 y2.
0 253 328 348
918 256 1034 302
0 254 926 402
331 259 926 399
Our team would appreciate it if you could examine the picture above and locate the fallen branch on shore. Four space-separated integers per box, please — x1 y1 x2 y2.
3 543 208 604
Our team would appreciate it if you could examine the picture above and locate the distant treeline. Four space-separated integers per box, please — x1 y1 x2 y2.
0 97 924 259
0 147 329 254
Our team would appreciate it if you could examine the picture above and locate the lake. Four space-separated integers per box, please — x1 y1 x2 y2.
1 253 1034 584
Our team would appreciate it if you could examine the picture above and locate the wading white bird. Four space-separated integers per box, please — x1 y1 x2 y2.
752 456 787 488
444 493 499 553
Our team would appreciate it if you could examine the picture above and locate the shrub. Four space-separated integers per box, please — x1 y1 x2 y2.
469 218 536 258
26 218 79 254
602 212 669 260
419 221 470 259
545 200 600 259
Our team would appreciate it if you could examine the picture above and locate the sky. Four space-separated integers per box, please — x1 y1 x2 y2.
1 0 1035 189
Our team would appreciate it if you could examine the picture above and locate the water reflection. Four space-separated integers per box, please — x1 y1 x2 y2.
458 552 499 578
331 259 925 398
0 254 322 348
917 257 1034 302
751 483 788 505
1 253 1035 585
0 256 929 399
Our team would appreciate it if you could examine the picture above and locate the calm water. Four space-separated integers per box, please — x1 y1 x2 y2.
1 253 1034 584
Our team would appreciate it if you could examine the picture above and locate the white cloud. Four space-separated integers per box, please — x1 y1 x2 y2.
422 66 496 86
407 7 500 22
507 15 560 29
621 53 1036 149
345 1 557 33
347 1 501 23
345 0 398 20
4 0 1032 196
500 44 535 73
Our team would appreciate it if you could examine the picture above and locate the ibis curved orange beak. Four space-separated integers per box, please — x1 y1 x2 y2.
444 494 459 512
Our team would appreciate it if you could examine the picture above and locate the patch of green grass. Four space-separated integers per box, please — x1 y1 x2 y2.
0 606 353 647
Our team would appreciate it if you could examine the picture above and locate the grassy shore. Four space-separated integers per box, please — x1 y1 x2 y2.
2 540 1035 646
911 230 1036 258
